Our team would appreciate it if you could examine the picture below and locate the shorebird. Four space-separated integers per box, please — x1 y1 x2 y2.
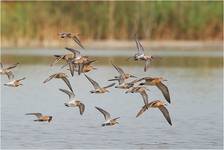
125 86 150 105
111 75 135 89
4 77 26 87
136 100 172 126
58 32 85 49
137 77 170 103
50 54 74 66
128 35 158 72
0 62 19 80
95 106 120 126
110 63 137 80
84 74 115 93
59 88 85 115
75 60 97 75
25 113 53 122
43 73 74 93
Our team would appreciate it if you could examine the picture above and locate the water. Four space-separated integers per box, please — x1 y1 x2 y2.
1 50 223 149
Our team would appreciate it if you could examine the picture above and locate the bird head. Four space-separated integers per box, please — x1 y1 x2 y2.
48 116 53 122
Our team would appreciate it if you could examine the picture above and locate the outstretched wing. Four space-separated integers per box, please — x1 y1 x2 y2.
72 35 85 49
51 55 64 66
139 89 149 106
61 77 74 93
156 82 170 104
111 63 125 77
6 63 19 70
158 106 172 126
84 74 101 89
136 105 149 118
6 71 14 80
95 106 111 121
17 77 26 82
144 60 151 72
135 35 144 55
43 74 57 83
65 47 81 58
103 83 116 89
78 103 85 115
25 113 42 118
59 88 75 99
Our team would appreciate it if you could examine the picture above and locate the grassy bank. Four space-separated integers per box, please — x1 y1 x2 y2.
1 1 223 48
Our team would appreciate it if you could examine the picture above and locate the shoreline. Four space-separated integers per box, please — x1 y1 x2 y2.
1 40 223 51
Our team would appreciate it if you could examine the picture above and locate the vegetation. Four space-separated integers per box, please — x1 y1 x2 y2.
1 1 223 44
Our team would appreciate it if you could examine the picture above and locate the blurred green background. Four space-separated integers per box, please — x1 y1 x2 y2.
1 1 223 47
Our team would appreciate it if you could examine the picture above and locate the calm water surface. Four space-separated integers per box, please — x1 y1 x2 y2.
1 51 223 149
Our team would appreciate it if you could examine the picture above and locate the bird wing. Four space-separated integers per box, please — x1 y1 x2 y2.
65 47 81 58
111 63 125 77
156 82 171 103
84 74 101 89
68 61 75 77
61 77 74 93
51 55 64 66
72 35 85 49
158 106 172 126
43 74 57 83
0 62 3 69
136 105 149 118
144 60 150 72
103 82 116 89
6 63 19 70
6 71 14 80
17 77 26 82
78 102 85 115
95 106 111 121
135 35 144 55
59 88 75 99
139 89 149 106
25 113 42 118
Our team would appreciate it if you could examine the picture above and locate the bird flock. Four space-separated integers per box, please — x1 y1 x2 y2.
1 32 172 126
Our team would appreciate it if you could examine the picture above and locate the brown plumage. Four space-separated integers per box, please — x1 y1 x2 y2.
138 77 170 103
136 100 172 126
43 73 74 93
4 77 26 87
25 113 53 122
0 62 19 80
58 32 85 49
125 86 150 105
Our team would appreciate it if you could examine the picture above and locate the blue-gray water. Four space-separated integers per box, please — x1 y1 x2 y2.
1 50 223 149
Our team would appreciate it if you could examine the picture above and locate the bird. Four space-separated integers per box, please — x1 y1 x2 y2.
25 113 53 122
0 62 19 80
125 86 150 105
112 75 135 89
4 77 26 87
50 54 74 66
137 77 171 103
95 106 120 127
59 88 85 115
43 73 74 93
84 74 115 93
110 63 137 80
58 32 85 49
128 34 158 72
75 59 97 75
136 100 172 126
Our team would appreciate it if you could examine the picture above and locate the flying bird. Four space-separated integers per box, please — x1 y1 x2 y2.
58 32 85 49
110 63 137 80
125 86 150 106
137 77 171 103
25 113 53 122
0 62 19 80
128 34 158 72
4 77 26 87
85 74 115 93
43 73 74 93
95 106 119 127
59 88 85 115
136 100 172 126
